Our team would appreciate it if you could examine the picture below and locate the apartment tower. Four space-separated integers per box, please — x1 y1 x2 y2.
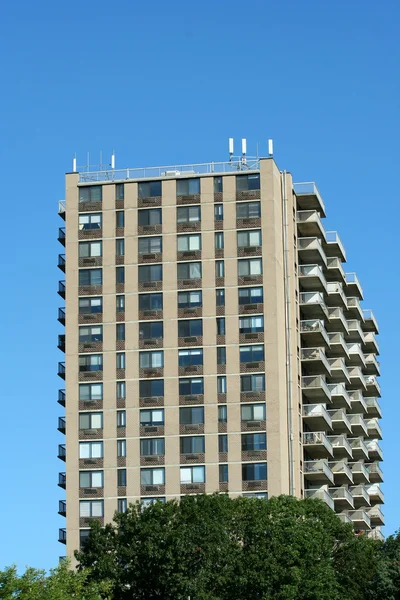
57 153 383 557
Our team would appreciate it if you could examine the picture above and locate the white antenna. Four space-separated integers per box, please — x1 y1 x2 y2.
72 155 77 172
268 139 274 156
241 138 247 156
228 138 234 161
111 150 115 169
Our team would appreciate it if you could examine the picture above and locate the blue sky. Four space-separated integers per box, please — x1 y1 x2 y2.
0 0 398 571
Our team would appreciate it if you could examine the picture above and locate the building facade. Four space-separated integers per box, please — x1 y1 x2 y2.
57 156 383 557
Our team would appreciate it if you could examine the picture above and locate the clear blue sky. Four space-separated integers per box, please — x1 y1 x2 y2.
0 0 398 571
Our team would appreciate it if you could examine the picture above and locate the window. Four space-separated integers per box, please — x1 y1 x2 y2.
138 264 162 282
116 183 124 200
217 376 227 393
219 435 228 453
79 500 104 517
138 208 162 226
79 269 102 286
139 379 164 398
79 412 103 430
180 466 205 483
238 287 263 305
79 383 103 402
178 291 202 308
79 213 102 230
239 316 264 333
236 173 260 191
216 289 225 306
242 463 267 481
179 407 204 425
179 377 203 395
217 347 226 365
138 237 162 254
79 354 102 372
116 266 125 284
238 259 262 276
237 230 262 248
79 326 102 343
118 469 127 486
116 352 125 369
215 232 224 249
79 471 103 488
140 438 165 456
141 497 166 507
177 178 200 196
140 409 164 426
139 321 163 340
116 211 125 228
180 436 205 454
139 293 163 310
241 404 266 421
216 318 225 335
116 381 126 399
236 201 261 219
177 262 201 280
79 297 102 314
117 498 127 513
79 186 102 203
138 180 162 198
215 260 224 278
178 319 202 337
219 464 228 483
80 530 90 548
178 349 203 366
79 441 103 458
242 433 267 451
116 295 125 312
141 468 165 485
177 234 201 251
116 239 125 256
214 176 223 193
139 351 163 368
241 374 265 392
240 345 264 363
218 405 227 423
116 323 125 341
79 241 102 258
117 440 126 457
177 206 201 224
117 410 126 427
214 204 223 221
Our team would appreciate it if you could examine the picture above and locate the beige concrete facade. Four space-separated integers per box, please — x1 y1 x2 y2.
57 157 383 557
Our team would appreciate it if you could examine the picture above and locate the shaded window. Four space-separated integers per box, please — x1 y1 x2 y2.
242 433 267 451
216 289 225 306
242 463 267 481
138 181 162 198
79 269 102 286
214 204 223 221
179 377 204 395
79 500 103 517
236 201 261 219
177 206 201 223
178 291 202 308
116 211 125 227
138 237 162 254
139 321 163 339
179 406 204 425
116 352 125 369
218 405 227 423
219 464 228 483
177 178 200 196
117 498 127 512
215 232 224 249
116 295 125 312
214 176 223 193
180 436 205 454
238 287 263 305
79 354 102 372
140 468 165 485
117 440 126 457
178 349 203 366
237 230 262 248
79 326 102 343
79 412 103 430
79 214 102 230
177 234 201 251
139 379 164 398
240 374 265 392
139 351 164 368
116 323 125 341
117 469 127 486
217 347 226 365
79 186 102 203
216 318 225 335
116 239 125 256
240 345 264 363
239 316 264 333
215 260 224 278
79 441 103 458
219 435 228 453
116 267 125 284
79 471 103 488
140 438 165 456
178 319 202 337
236 174 260 191
241 404 266 421
116 184 124 200
116 381 126 399
177 262 202 279
217 376 227 393
117 410 126 427
138 264 163 282
138 209 162 226
238 259 262 276
139 293 163 310
79 383 103 401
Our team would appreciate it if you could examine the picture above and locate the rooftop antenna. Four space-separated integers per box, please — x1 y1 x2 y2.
111 150 115 170
241 138 247 165
72 154 77 173
268 139 274 157
229 138 234 162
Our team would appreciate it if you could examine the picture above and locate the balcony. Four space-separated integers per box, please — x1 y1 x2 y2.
326 282 348 309
304 487 334 510
298 264 327 292
58 528 67 544
363 332 380 355
365 397 381 419
58 227 66 246
346 343 366 368
58 308 66 326
349 437 369 460
346 320 365 344
300 320 330 347
364 354 380 376
58 472 66 489
296 210 326 238
348 367 367 391
326 308 348 334
324 231 346 262
58 500 66 517
326 257 346 284
297 237 327 266
327 358 350 384
331 487 354 509
365 375 381 398
58 281 66 299
327 409 352 434
58 200 66 219
366 418 382 440
328 435 353 459
58 362 65 380
366 484 384 506
366 462 383 484
348 414 368 436
303 432 333 458
362 310 379 334
327 333 349 360
300 292 329 320
58 389 66 407
303 460 334 484
347 510 371 530
302 376 331 403
58 444 66 461
349 461 370 484
328 384 351 409
302 404 332 431
57 334 65 353
338 513 352 525
366 440 383 461
57 417 66 434
348 390 367 414
350 485 371 508
344 273 363 299
294 182 326 216
329 460 353 485
301 348 331 376
346 297 364 322
368 507 385 527
58 254 66 272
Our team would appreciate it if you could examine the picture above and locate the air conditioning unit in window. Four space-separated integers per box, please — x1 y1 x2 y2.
145 485 160 492
184 424 200 431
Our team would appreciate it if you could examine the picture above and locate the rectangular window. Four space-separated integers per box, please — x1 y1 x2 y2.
117 410 126 427
116 183 124 200
138 237 162 254
79 412 103 430
138 208 162 226
219 434 228 453
116 267 125 285
140 438 165 456
116 295 125 312
179 377 204 395
140 468 165 485
177 234 201 251
178 349 203 366
180 436 205 454
177 178 200 196
79 269 102 286
242 433 267 451
239 316 264 333
241 403 266 421
79 470 103 488
177 262 201 280
177 206 201 224
116 352 125 369
79 297 102 314
238 287 263 305
218 405 227 423
214 204 223 221
117 469 127 487
217 375 227 393
79 441 103 459
236 173 260 191
219 464 228 483
139 351 164 369
79 354 102 372
216 318 225 335
214 176 223 193
215 232 224 249
140 409 164 426
177 291 202 308
117 498 127 513
240 345 264 363
179 406 204 425
139 379 164 398
141 497 166 507
79 186 102 203
116 323 125 341
216 289 225 306
79 326 102 343
79 213 102 230
116 239 125 256
238 259 263 276
178 319 202 337
237 230 262 248
79 500 104 517
139 321 163 340
236 201 261 219
180 465 205 483
116 211 125 228
117 440 126 457
242 463 267 481
215 260 224 278
217 347 226 365
116 381 126 399
139 293 163 310
240 374 265 392
138 180 162 198
79 241 102 258
79 383 103 401
138 264 163 282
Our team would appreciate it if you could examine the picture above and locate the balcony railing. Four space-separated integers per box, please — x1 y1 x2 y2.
293 182 326 216
366 440 383 460
58 280 66 299
302 375 331 401
303 432 333 455
347 297 364 321
349 437 369 459
58 389 66 407
297 238 327 265
347 510 371 529
350 485 371 506
326 257 346 282
329 460 353 483
301 347 331 374
325 231 346 261
365 397 381 418
345 272 363 299
300 319 329 345
58 500 66 516
58 528 67 544
58 417 66 434
348 414 368 436
296 210 326 239
303 460 334 483
366 462 384 482
331 487 354 507
328 409 352 433
328 384 351 409
365 375 381 397
58 254 66 272
298 264 327 289
58 444 66 461
366 418 382 439
303 404 332 429
326 282 348 308
349 461 370 483
348 390 367 413
362 309 379 334
58 334 65 352
366 484 384 504
327 308 348 333
58 308 66 325
305 487 334 510
58 472 66 488
58 227 66 246
363 332 380 354
328 435 353 458
58 200 66 215
58 362 65 379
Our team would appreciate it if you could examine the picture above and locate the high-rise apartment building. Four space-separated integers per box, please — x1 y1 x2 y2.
57 155 383 557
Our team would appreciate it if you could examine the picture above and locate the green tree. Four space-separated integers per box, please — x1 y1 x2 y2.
367 530 400 600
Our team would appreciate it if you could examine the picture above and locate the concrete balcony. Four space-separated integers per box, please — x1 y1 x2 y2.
338 513 352 525
294 182 326 217
326 257 346 284
302 375 332 403
363 332 380 355
350 485 371 508
298 237 327 266
296 210 326 239
326 282 348 309
365 397 382 419
328 384 351 409
367 507 385 527
324 231 346 262
349 461 370 484
303 432 333 458
303 404 333 431
346 343 366 368
303 460 334 485
366 418 382 440
344 273 363 300
349 437 369 460
305 487 334 510
364 354 380 376
366 462 383 483
301 347 331 376
365 484 384 506
300 319 330 348
365 440 383 461
365 375 381 398
300 292 329 319
346 297 364 322
362 310 379 334
329 460 353 485
331 487 354 509
346 320 365 344
328 409 352 434
327 358 351 384
348 414 368 436
327 334 350 359
328 435 353 459
348 367 367 391
326 308 348 334
348 390 367 415
298 264 327 292
347 509 371 530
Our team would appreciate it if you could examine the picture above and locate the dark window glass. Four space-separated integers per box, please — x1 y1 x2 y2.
117 469 127 486
79 326 103 343
138 181 162 198
116 239 125 256
179 406 204 425
178 291 202 308
140 438 165 456
178 319 203 337
239 316 264 333
180 436 204 454
138 264 163 282
116 267 125 284
240 374 265 392
116 184 124 200
177 178 200 196
116 211 125 227
139 293 163 310
138 209 162 226
219 435 228 453
219 464 228 483
177 206 201 223
79 186 102 203
217 347 226 365
79 269 102 286
238 287 263 305
139 321 163 339
214 176 223 193
79 354 103 372
178 349 203 366
236 201 261 219
236 174 260 191
240 345 264 363
216 318 225 335
79 213 102 230
218 405 227 423
116 295 125 312
216 289 225 306
116 323 125 341
242 462 267 481
214 204 223 221
79 241 102 257
79 297 102 314
242 433 267 451
177 262 202 280
139 379 164 398
138 237 162 254
179 377 204 395
241 404 266 421
139 351 164 368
